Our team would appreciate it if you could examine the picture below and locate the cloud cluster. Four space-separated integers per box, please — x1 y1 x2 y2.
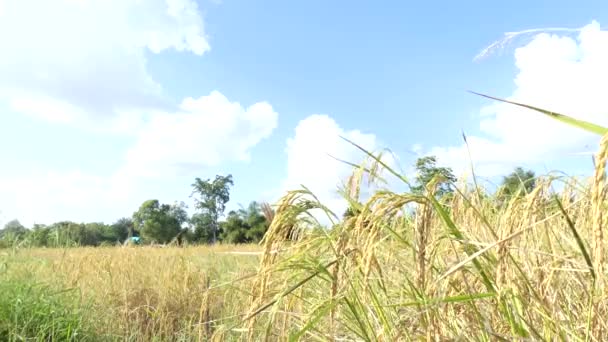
0 0 280 226
0 0 209 127
428 21 608 177
122 91 278 178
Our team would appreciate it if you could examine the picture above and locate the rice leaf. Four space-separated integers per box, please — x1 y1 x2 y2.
470 91 608 136
553 195 595 280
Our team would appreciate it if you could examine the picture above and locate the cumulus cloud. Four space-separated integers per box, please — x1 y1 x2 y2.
122 91 278 178
0 0 209 127
427 20 608 177
0 91 278 226
279 114 392 222
0 1 284 225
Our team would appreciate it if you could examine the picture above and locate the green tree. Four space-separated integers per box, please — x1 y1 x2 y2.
82 222 106 246
0 219 28 247
45 221 83 247
133 200 188 244
190 212 216 243
29 224 50 247
220 211 248 244
499 167 536 198
0 219 27 238
108 218 132 243
220 201 269 244
190 174 234 244
411 156 457 197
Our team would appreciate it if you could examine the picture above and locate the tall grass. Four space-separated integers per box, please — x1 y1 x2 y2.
0 279 96 341
236 98 608 340
0 245 262 340
237 166 606 340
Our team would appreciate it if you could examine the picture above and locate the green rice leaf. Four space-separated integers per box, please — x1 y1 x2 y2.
470 91 608 136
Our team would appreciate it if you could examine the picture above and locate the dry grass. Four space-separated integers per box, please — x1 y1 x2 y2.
238 141 608 340
1 244 261 340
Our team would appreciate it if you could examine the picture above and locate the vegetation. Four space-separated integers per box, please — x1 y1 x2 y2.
0 246 260 340
2 94 608 339
411 155 457 197
0 278 96 340
132 200 188 244
499 166 536 198
191 174 234 244
0 174 268 248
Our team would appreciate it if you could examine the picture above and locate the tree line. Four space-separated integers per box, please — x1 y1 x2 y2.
0 174 271 248
0 158 536 248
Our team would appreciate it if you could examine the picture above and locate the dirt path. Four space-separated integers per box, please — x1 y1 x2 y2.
221 251 263 256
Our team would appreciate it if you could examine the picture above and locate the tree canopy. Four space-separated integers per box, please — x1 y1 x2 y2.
411 156 457 197
220 201 269 244
190 174 234 243
499 167 536 198
132 200 188 244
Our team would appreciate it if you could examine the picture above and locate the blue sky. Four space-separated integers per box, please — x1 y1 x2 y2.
0 0 607 226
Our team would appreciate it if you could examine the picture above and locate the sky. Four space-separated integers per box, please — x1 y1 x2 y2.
1 0 608 227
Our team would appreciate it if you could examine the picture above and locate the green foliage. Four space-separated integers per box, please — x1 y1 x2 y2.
410 155 457 197
27 224 51 247
0 280 96 340
0 220 28 248
190 212 216 243
190 174 234 243
132 200 188 244
499 167 536 199
108 217 132 242
0 220 27 238
220 201 269 244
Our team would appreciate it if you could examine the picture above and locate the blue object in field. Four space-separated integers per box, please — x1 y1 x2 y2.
130 236 141 244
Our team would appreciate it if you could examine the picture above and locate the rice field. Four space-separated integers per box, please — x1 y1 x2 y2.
3 109 608 340
0 245 262 340
2 166 608 340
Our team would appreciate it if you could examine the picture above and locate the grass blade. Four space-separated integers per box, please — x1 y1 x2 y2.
553 195 595 280
470 91 608 136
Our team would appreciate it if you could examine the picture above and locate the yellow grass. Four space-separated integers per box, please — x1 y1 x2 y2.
1 244 262 340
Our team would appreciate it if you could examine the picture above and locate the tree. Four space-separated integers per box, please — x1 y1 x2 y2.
108 217 133 243
190 174 234 244
29 224 50 247
220 201 269 244
132 200 188 244
220 211 249 244
0 219 28 247
0 219 27 238
82 222 106 246
190 212 216 243
411 156 457 197
500 167 536 198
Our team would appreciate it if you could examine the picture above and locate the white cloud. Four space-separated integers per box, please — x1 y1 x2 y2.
428 20 608 177
279 114 391 222
0 0 209 127
0 1 284 226
122 91 278 178
0 90 278 226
